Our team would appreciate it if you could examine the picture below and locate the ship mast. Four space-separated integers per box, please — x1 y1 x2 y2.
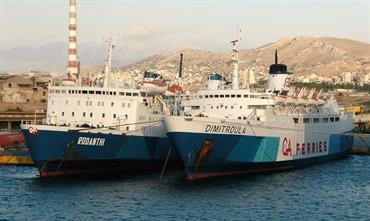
230 39 239 90
103 39 115 88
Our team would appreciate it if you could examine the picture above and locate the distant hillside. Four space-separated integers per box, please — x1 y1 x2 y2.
115 36 370 90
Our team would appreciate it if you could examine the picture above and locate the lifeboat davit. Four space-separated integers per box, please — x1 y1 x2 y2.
140 71 168 94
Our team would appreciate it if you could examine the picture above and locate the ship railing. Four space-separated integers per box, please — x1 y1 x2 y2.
21 120 48 125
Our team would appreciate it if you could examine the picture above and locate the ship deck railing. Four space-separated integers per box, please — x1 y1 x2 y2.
21 120 48 126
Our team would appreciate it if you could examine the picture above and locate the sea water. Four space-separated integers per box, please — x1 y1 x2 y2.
0 155 369 221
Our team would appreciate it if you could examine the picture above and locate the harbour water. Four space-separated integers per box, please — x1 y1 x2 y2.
1 155 369 221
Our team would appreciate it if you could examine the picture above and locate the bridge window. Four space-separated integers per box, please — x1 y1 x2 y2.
330 117 334 122
323 118 328 122
96 91 102 95
303 118 310 123
244 95 249 98
313 118 320 123
133 93 139 96
335 117 339 122
225 95 230 98
293 118 299 124
126 92 132 96
231 95 235 98
220 95 224 98
237 95 241 98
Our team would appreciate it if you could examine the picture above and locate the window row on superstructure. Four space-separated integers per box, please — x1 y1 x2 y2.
60 111 128 119
294 116 340 124
191 93 272 99
51 100 132 108
49 89 146 97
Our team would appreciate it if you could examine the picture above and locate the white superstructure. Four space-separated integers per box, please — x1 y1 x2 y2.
33 41 169 137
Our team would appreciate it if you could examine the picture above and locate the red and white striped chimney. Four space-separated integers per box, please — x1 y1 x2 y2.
67 0 78 77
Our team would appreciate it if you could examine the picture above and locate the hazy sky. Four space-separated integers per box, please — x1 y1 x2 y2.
0 0 369 72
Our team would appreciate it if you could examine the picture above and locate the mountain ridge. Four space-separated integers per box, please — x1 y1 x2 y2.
114 36 369 90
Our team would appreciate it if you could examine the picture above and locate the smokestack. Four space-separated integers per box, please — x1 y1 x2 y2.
275 50 278 64
67 0 78 78
178 53 183 78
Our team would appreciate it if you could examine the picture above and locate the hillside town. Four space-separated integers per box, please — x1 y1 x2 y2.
1 36 369 114
1 63 369 108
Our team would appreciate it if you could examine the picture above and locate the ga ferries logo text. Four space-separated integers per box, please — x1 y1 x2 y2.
282 137 327 156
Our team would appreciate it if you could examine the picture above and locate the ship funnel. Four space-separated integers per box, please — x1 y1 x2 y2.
179 53 183 78
267 50 291 94
275 50 278 64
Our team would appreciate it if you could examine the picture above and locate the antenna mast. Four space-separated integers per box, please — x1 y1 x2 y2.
103 39 115 88
231 25 242 90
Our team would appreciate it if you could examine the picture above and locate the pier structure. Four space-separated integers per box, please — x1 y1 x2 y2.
0 112 46 130
354 114 370 132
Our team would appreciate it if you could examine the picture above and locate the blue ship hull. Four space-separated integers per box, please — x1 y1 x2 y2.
22 128 180 178
167 131 353 180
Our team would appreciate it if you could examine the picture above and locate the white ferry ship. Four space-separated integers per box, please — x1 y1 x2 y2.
20 42 180 177
164 40 354 180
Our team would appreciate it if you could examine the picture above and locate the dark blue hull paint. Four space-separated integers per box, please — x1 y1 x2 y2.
184 149 350 180
22 129 180 177
167 131 353 180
